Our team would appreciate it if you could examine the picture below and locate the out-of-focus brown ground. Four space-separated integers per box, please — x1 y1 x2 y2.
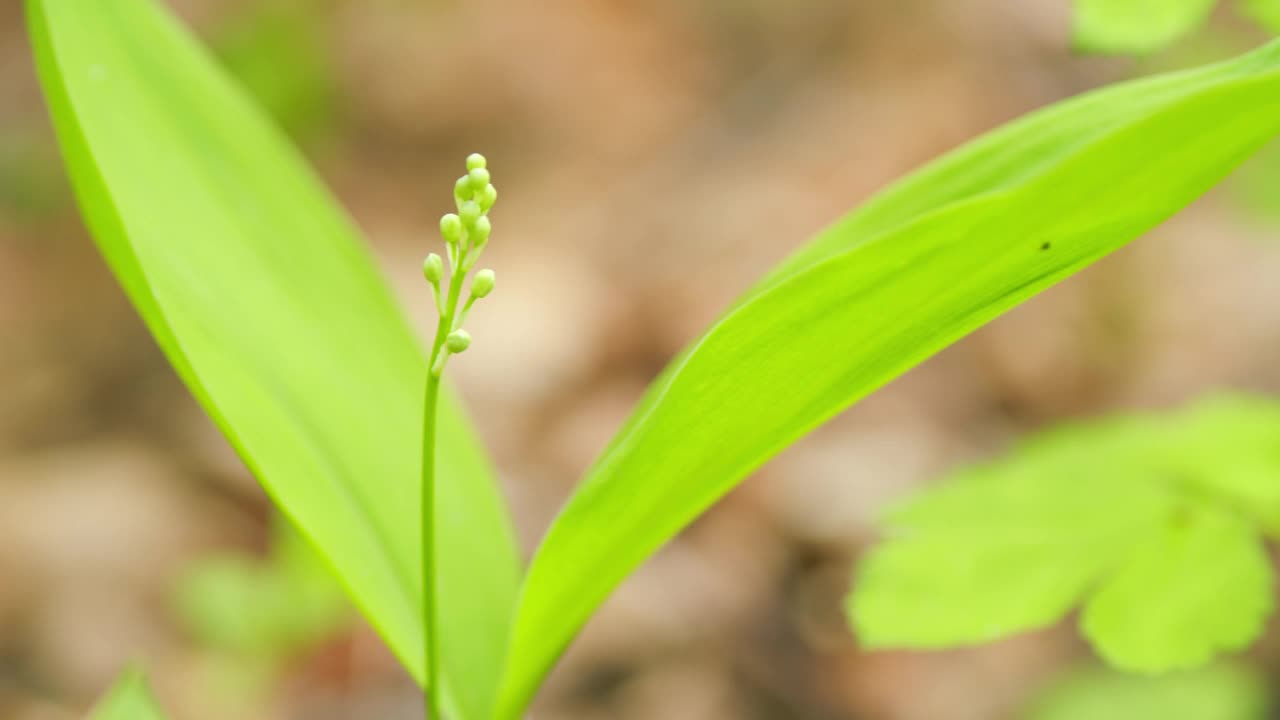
2 1 1279 718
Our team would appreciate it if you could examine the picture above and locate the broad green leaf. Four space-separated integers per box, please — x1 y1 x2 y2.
1073 0 1218 55
27 1 519 717
1082 506 1273 672
1026 665 1267 720
754 43 1280 298
496 44 1280 716
1243 0 1280 33
90 669 166 720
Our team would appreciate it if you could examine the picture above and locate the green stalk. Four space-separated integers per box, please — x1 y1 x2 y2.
419 152 495 720
422 265 467 720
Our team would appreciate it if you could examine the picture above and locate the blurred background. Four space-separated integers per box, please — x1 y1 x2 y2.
2 0 1280 718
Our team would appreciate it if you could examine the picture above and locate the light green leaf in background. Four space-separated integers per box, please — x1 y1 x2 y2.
1026 665 1268 720
851 395 1280 674
212 0 336 144
497 41 1280 717
1231 141 1280 224
27 1 519 718
1073 0 1218 55
174 518 348 661
173 519 350 714
1082 506 1273 672
1243 0 1280 33
89 669 167 720
1164 394 1280 532
850 463 1176 648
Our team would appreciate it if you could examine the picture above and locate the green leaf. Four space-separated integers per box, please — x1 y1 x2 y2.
89 669 167 720
850 461 1176 648
1242 0 1280 34
27 1 519 717
1026 665 1268 720
174 519 347 660
850 395 1280 674
749 43 1280 297
496 44 1280 717
1082 506 1273 672
1073 0 1218 55
1164 395 1280 532
176 558 282 657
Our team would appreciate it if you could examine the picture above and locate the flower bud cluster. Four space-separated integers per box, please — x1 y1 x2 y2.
440 153 498 269
424 153 499 377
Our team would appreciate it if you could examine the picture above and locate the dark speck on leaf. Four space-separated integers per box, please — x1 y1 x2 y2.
1040 242 1051 251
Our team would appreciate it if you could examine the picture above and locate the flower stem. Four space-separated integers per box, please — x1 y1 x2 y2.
422 266 467 720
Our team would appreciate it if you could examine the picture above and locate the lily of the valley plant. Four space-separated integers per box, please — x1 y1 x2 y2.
26 0 1280 717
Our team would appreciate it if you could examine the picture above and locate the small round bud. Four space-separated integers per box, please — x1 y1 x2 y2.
445 329 472 354
471 269 495 298
471 215 492 245
440 213 463 244
468 167 491 190
459 201 482 229
466 153 487 171
478 183 498 212
423 253 444 284
454 175 472 202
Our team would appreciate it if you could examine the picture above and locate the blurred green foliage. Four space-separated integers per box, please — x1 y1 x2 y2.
1025 664 1268 720
1073 0 1218 54
0 129 68 221
1074 0 1278 55
1232 141 1280 225
1243 0 1280 32
212 0 336 144
849 394 1280 672
173 519 348 706
89 668 167 720
176 518 347 659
